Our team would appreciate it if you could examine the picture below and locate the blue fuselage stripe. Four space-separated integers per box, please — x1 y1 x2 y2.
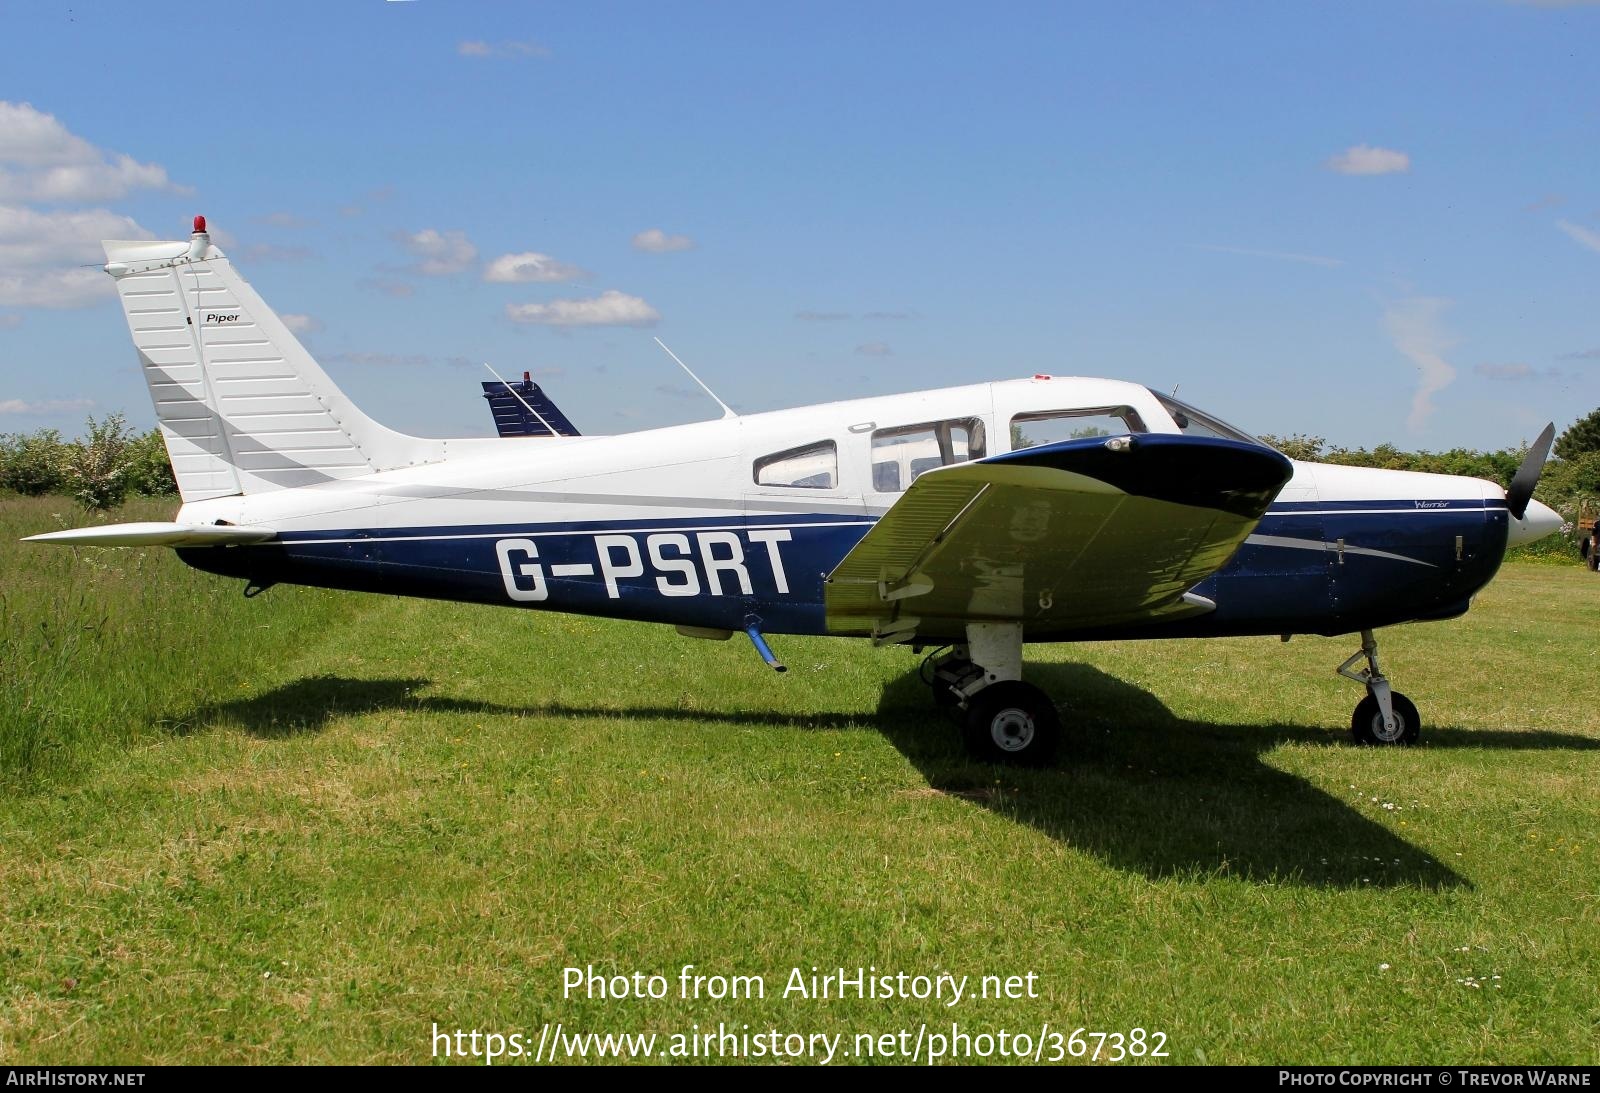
178 502 1509 640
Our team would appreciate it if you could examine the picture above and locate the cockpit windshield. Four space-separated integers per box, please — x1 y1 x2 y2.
1154 393 1266 448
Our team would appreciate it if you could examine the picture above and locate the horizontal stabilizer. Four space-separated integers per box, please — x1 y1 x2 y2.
23 522 276 547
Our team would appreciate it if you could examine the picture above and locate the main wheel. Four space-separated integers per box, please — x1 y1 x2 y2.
1350 690 1420 746
961 681 1061 766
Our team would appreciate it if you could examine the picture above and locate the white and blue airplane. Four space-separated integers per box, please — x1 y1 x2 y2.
26 218 1564 765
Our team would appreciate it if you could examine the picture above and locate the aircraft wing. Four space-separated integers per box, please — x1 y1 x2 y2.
824 434 1293 642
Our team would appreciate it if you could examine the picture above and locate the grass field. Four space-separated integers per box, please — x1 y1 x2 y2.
2 492 1598 1065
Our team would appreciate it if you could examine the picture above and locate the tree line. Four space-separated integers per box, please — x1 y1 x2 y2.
1 414 176 510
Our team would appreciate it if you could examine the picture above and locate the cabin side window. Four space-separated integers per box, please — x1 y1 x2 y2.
870 418 987 492
1009 406 1147 451
753 441 838 489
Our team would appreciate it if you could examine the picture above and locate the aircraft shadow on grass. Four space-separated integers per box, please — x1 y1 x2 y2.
180 667 1598 891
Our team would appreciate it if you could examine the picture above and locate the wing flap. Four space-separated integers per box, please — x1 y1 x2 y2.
825 434 1291 641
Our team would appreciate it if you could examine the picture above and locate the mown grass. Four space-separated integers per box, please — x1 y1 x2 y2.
1 492 1597 1065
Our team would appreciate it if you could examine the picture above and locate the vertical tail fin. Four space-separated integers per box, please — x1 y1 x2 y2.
481 371 582 438
102 220 441 501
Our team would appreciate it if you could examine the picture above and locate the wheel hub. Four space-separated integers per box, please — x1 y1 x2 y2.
1371 709 1406 743
990 707 1035 752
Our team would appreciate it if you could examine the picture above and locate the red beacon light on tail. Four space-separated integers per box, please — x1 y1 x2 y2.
186 215 210 260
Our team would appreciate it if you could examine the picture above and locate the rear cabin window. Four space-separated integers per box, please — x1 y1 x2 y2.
871 418 987 492
754 441 838 489
1009 406 1147 451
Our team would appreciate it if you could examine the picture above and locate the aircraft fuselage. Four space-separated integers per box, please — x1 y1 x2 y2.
172 375 1533 642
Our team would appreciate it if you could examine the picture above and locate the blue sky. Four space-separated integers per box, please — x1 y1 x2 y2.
2 1 1597 450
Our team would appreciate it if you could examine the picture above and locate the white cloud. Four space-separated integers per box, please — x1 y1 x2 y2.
0 205 155 308
1325 144 1411 176
483 251 590 283
0 101 101 166
856 341 894 357
458 39 551 58
0 101 183 202
506 290 660 327
632 228 695 253
0 105 172 313
395 228 477 275
281 313 322 334
1556 219 1600 254
0 156 177 204
0 268 121 310
0 397 94 415
1384 297 1457 432
0 204 150 269
0 267 118 309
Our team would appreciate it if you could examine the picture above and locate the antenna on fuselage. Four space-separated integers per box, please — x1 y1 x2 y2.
653 337 737 420
482 362 559 437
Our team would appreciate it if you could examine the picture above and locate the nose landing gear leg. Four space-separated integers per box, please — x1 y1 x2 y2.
1337 629 1421 746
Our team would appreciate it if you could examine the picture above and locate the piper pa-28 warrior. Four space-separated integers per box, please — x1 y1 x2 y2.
26 218 1564 765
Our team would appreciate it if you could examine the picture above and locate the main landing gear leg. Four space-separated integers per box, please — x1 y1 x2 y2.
925 623 1061 766
1337 629 1421 746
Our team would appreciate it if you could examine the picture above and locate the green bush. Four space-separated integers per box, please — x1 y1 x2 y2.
123 427 178 497
62 413 135 511
0 429 68 495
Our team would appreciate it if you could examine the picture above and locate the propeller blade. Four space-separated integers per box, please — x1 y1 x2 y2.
1505 422 1555 520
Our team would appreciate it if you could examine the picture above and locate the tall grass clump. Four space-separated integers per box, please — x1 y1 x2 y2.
1 495 366 787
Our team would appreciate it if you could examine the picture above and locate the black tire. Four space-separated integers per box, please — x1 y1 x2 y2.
1350 690 1420 746
961 681 1061 766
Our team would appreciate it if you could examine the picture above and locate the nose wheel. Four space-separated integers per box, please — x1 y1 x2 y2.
1338 629 1422 746
1351 690 1419 746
